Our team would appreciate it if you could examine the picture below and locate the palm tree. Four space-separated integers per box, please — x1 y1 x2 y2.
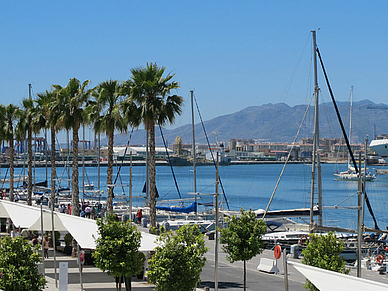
122 63 183 227
53 78 90 216
35 89 58 207
85 80 134 213
3 104 20 202
16 98 35 205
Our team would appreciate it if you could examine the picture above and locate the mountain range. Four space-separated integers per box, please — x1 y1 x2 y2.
107 100 388 147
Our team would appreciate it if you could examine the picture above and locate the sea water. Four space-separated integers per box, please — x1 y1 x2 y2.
18 163 388 231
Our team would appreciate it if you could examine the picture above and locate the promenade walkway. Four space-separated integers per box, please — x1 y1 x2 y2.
43 250 155 291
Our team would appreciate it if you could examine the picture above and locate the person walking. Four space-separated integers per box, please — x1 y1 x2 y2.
43 235 49 258
137 209 142 225
78 248 85 274
31 234 39 246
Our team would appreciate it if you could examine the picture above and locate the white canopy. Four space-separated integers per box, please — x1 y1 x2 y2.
140 231 159 252
289 261 388 291
0 200 157 251
0 200 41 228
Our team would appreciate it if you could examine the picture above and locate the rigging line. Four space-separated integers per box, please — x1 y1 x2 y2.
111 127 135 196
262 97 313 219
333 191 358 208
1 168 9 189
55 136 69 188
193 94 230 210
280 33 311 103
117 169 126 195
199 182 217 193
158 125 182 200
114 159 126 195
316 47 379 230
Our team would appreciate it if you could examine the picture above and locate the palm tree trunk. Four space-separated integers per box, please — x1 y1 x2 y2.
50 126 56 207
106 130 114 213
149 122 156 228
72 124 80 216
71 124 80 257
9 138 14 202
27 126 32 205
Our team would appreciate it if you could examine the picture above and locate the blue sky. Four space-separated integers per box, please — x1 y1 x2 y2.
1 1 387 131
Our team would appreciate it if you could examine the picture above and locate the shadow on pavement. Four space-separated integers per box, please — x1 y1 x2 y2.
200 281 244 289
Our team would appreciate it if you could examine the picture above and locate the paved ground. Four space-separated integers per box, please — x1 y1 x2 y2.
43 251 155 291
201 240 306 291
42 226 388 290
201 238 388 290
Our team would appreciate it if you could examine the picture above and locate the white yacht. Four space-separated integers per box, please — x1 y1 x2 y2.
370 139 388 163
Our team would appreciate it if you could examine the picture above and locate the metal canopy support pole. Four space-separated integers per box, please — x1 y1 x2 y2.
40 202 45 277
77 244 83 290
45 130 48 182
67 131 70 190
191 90 197 217
130 152 133 222
357 152 362 277
82 125 85 201
283 248 289 291
98 133 101 205
146 128 149 206
52 202 57 287
214 152 219 291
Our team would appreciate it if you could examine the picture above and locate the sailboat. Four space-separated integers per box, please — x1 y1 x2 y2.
260 30 323 246
333 166 376 181
333 87 376 181
261 31 370 258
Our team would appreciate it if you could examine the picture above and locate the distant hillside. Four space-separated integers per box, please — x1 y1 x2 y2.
107 100 388 146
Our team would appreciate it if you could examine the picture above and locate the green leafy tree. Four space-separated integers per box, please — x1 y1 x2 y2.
148 224 208 291
301 232 350 291
0 236 46 290
122 63 183 227
93 213 143 291
220 208 266 291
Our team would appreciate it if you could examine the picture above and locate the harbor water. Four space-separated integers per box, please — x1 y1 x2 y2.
13 162 388 231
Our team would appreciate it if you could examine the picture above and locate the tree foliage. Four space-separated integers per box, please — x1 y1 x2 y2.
148 224 208 291
93 213 143 281
53 78 91 217
85 80 132 213
220 208 266 262
301 232 350 291
220 208 266 290
0 236 46 291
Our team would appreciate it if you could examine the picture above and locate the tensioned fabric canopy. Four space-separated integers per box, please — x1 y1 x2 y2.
289 261 388 291
0 200 157 251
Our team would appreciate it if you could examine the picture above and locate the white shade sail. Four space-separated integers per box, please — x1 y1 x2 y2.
289 261 388 291
0 200 157 251
140 231 158 252
0 200 41 228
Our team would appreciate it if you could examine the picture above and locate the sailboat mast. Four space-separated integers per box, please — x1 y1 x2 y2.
349 86 353 146
191 90 197 216
309 30 322 231
348 86 353 166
